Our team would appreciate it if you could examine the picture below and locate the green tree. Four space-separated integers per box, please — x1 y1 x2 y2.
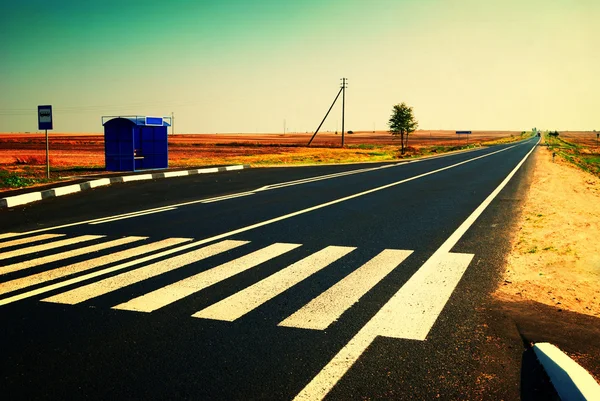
388 103 418 154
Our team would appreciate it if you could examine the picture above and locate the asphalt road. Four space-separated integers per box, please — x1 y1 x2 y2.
0 137 547 400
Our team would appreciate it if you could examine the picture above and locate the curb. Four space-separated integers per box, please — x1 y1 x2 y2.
533 342 600 401
0 165 250 209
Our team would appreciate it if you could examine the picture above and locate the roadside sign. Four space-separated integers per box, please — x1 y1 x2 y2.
456 131 471 134
38 105 53 130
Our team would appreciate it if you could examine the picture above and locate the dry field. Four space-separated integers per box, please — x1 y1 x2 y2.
545 131 600 178
0 130 523 189
559 131 600 148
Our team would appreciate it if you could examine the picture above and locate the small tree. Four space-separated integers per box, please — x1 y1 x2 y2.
388 103 418 154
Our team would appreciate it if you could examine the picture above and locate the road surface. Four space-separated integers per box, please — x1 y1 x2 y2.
0 137 543 400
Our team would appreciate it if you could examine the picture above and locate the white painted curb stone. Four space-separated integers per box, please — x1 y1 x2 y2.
534 342 600 401
0 165 250 209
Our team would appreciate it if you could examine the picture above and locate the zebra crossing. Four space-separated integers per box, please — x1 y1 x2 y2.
0 232 420 330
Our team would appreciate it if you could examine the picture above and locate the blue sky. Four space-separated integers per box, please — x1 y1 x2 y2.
1 0 599 133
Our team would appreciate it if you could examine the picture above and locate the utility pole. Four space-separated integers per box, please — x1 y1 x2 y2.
171 112 174 135
341 77 347 147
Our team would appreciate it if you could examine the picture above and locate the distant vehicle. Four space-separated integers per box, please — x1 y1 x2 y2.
347 130 354 134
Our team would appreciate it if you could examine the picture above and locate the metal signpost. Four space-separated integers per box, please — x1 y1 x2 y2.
38 105 53 179
456 130 472 146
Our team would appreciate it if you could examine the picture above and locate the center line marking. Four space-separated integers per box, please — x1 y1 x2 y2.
3 142 525 238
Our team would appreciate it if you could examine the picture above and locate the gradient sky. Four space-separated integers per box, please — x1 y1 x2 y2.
1 0 599 133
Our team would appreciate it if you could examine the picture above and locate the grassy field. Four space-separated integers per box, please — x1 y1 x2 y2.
0 130 531 190
544 132 600 178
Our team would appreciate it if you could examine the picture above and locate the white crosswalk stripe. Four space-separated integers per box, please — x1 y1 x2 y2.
112 242 302 313
43 240 249 305
192 245 355 322
0 236 146 275
0 232 22 240
279 249 413 330
0 234 65 250
0 235 104 264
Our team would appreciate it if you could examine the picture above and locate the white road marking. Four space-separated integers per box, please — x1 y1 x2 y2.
294 138 541 400
201 192 255 203
293 328 379 401
0 234 65 250
192 246 355 322
3 142 520 239
0 236 145 275
279 249 413 330
43 240 249 305
85 205 178 224
0 238 191 304
113 242 301 313
0 235 104 263
254 166 392 192
368 252 474 340
88 208 177 225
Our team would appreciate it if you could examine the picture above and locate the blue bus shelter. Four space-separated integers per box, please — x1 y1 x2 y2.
102 116 171 171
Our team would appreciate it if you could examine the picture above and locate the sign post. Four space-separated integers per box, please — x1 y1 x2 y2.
456 131 472 146
38 105 53 179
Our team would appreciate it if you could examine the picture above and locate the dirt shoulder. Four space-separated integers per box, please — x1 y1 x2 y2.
495 143 600 317
493 139 600 380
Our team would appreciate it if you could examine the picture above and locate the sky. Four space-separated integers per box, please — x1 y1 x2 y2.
1 0 599 133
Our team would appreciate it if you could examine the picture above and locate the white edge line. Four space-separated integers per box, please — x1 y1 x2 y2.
292 137 540 401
